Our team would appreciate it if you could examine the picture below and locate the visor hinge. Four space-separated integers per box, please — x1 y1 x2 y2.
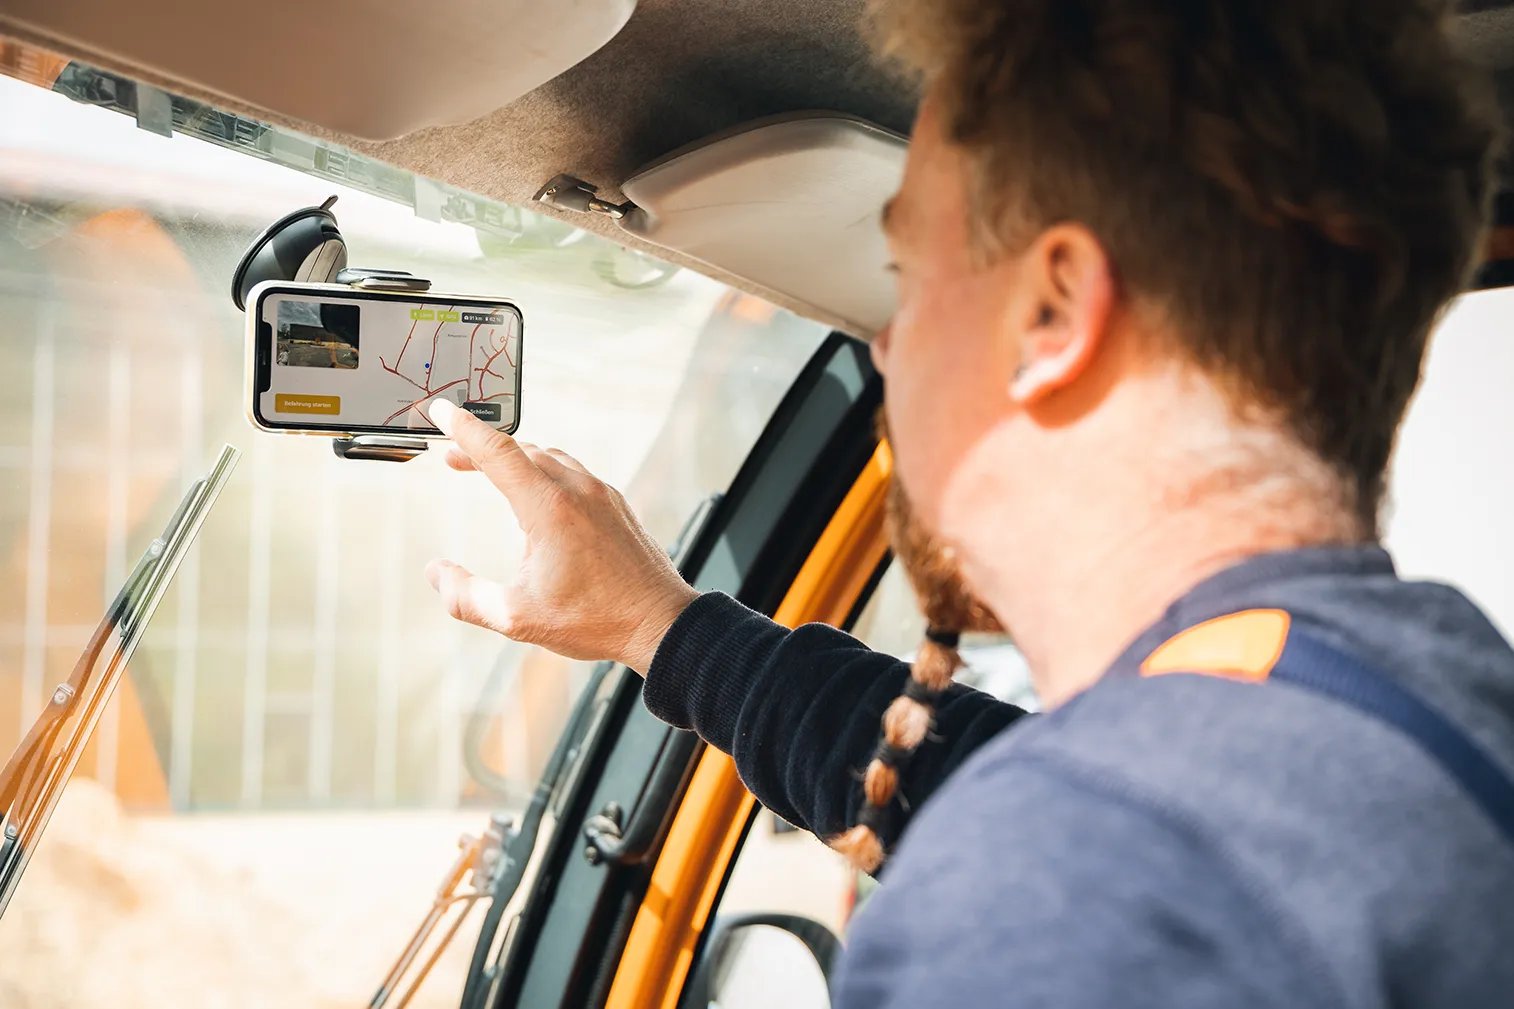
533 174 636 220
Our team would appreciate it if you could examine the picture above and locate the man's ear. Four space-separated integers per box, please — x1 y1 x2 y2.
1007 225 1114 405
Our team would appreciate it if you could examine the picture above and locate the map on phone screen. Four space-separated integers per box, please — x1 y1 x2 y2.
258 291 522 433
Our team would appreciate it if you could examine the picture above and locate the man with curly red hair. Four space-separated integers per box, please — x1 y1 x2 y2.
427 1 1514 1004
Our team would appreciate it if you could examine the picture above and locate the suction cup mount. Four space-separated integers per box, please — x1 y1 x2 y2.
232 196 346 310
231 196 435 309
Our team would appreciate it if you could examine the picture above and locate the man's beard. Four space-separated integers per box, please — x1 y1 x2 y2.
878 411 1004 634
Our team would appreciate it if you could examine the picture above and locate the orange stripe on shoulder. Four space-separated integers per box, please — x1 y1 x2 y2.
1140 609 1292 682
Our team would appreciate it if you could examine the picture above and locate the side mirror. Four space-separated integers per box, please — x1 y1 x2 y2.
680 912 841 1009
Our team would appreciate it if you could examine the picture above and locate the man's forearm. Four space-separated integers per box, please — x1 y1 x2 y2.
644 592 1029 844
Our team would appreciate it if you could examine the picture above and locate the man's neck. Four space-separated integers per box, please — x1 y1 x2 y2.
957 419 1365 710
1016 517 1333 708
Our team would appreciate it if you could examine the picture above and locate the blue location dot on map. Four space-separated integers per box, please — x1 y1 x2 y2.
424 362 430 370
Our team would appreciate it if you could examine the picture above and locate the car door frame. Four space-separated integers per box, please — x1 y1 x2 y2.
482 331 884 1009
603 435 894 1009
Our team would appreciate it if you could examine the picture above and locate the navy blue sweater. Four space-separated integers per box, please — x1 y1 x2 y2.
643 547 1514 1008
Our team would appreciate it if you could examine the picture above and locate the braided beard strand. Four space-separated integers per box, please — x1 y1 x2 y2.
882 473 1004 636
831 419 1004 871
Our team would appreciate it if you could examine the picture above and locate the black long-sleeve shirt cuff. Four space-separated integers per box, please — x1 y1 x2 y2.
644 590 784 746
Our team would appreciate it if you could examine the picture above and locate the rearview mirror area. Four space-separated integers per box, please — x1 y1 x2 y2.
682 913 840 1009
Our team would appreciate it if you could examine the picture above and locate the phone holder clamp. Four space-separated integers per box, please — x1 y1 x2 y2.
330 435 431 463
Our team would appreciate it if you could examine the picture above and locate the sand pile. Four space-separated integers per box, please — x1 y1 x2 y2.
0 782 476 1009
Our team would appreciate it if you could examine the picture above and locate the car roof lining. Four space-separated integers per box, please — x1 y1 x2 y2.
0 0 640 142
5 0 1514 335
0 0 915 334
620 114 907 334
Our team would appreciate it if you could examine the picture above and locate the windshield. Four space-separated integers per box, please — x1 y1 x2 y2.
0 48 825 1009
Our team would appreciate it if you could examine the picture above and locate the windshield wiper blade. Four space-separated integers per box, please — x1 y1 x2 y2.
0 444 240 915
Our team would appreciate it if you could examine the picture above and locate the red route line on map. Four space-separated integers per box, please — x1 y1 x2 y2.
472 332 517 397
377 306 470 425
425 308 453 386
392 316 420 371
466 323 482 400
382 377 469 426
377 356 430 396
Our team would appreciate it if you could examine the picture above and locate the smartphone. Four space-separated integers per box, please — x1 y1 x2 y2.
246 282 523 437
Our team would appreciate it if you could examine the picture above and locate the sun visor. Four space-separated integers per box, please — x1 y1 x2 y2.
618 114 906 336
0 0 636 140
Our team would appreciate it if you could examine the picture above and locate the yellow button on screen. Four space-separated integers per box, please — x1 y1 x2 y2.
275 393 341 415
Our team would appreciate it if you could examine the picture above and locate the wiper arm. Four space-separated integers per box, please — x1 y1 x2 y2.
372 663 609 1009
369 814 512 1009
0 444 240 915
376 494 726 1009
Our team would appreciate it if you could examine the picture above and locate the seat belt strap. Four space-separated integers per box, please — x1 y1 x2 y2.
1274 631 1514 847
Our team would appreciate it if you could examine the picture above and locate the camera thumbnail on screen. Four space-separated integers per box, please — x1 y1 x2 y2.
277 301 360 370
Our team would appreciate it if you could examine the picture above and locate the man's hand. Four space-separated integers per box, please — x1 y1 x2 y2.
424 399 700 673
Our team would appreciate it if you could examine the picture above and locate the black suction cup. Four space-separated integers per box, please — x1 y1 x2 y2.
231 195 349 311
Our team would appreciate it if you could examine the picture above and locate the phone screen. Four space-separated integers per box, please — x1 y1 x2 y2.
253 287 522 434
